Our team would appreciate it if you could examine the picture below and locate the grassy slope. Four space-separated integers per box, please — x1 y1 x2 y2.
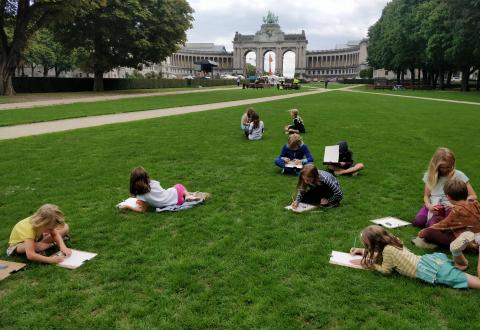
352 85 480 103
0 88 301 127
0 91 479 328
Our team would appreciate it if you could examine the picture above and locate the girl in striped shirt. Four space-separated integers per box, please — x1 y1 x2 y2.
350 225 480 289
291 164 343 209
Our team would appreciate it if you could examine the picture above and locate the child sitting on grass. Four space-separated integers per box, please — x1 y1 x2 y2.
245 112 264 141
7 204 71 264
284 109 305 134
350 225 480 289
327 141 364 176
122 166 208 213
414 147 477 228
290 164 342 209
240 108 256 131
274 133 314 175
414 179 480 249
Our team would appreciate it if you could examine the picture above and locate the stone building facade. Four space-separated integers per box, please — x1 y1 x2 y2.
164 18 369 80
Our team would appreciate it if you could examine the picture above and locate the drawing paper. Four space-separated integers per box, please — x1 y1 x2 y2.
323 145 340 164
371 217 411 229
329 251 364 269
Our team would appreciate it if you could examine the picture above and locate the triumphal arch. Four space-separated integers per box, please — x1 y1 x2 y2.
232 12 307 77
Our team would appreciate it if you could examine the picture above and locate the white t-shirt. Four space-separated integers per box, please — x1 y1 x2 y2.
423 169 469 206
137 180 178 208
248 121 264 140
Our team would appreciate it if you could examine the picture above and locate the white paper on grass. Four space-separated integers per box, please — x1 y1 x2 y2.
329 251 364 269
323 145 339 163
117 197 138 209
285 203 318 213
57 250 97 269
371 217 411 229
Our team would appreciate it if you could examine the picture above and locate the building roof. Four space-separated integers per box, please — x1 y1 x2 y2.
179 43 230 54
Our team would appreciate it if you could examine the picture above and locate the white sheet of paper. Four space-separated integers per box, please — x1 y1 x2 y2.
371 217 411 229
117 197 138 209
323 145 339 163
285 203 318 213
285 163 303 169
329 251 364 269
57 250 97 269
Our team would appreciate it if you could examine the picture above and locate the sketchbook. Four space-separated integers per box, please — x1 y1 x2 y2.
56 250 97 269
285 162 303 169
117 197 139 209
285 203 318 213
329 251 364 270
323 145 340 164
0 260 26 281
371 217 411 229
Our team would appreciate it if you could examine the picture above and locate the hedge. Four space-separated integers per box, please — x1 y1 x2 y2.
11 77 236 93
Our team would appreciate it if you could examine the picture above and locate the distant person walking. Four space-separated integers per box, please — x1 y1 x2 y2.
324 79 329 89
237 76 241 87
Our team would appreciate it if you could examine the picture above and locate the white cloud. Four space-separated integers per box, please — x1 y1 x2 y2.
187 0 389 50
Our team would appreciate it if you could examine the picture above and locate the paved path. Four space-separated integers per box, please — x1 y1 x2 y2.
343 88 480 106
0 87 237 111
0 88 335 140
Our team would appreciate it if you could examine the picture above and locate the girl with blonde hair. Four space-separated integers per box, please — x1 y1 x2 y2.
274 133 314 175
350 225 480 289
413 147 477 228
7 204 71 264
284 109 305 134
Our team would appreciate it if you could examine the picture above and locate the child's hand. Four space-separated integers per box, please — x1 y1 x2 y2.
50 255 65 264
293 159 302 165
418 229 426 238
350 259 364 266
350 248 363 255
320 198 329 206
291 201 299 209
61 247 72 257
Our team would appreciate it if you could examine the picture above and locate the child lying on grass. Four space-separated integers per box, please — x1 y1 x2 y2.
350 225 480 289
121 166 209 213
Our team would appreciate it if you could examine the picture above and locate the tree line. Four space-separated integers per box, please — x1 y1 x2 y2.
0 0 193 95
367 0 480 91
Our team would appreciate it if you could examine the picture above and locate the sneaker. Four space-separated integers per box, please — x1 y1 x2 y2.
411 237 438 249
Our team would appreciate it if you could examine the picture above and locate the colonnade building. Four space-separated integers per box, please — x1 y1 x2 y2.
163 16 368 80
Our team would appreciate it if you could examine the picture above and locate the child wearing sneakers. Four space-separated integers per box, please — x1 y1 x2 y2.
414 179 480 249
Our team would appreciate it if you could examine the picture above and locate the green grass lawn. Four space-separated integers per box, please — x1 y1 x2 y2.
352 85 480 103
0 88 301 127
1 91 480 328
0 85 237 104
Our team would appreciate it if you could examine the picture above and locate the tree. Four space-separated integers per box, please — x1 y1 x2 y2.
445 0 480 91
359 68 373 79
56 0 193 91
245 63 256 77
0 1 102 95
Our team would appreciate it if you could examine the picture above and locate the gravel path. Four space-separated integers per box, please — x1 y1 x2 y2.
0 88 334 140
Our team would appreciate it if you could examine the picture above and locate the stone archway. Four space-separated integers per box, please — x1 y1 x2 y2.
282 50 296 78
233 15 307 78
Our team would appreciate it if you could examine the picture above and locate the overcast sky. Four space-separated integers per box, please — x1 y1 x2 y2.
186 0 390 51
185 0 390 77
